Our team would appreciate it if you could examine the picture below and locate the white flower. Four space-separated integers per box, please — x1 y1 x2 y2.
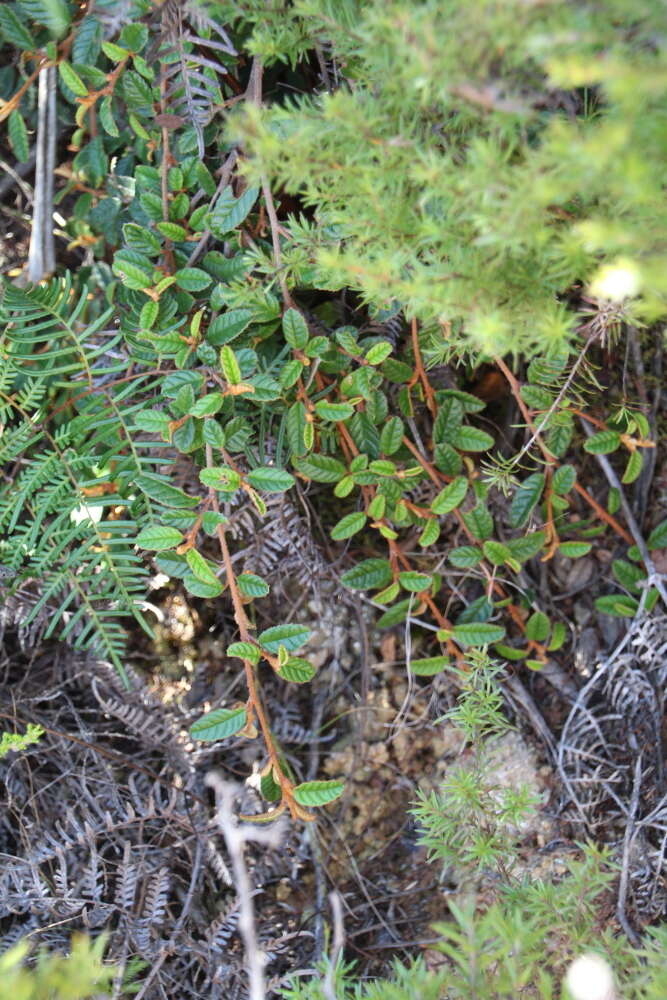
565 953 615 1000
589 259 641 302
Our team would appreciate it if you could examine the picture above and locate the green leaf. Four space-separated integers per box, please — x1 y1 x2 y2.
280 359 305 389
121 22 148 52
174 267 211 292
409 655 449 676
286 400 307 457
506 531 546 562
0 6 36 48
448 425 495 452
183 571 223 598
200 467 240 492
237 572 270 597
455 595 493 624
611 559 645 593
246 373 282 402
552 464 576 495
349 412 380 458
28 0 70 35
260 768 281 802
220 345 242 385
186 549 219 586
315 400 354 422
398 571 432 592
155 551 189 579
374 581 400 604
258 624 312 653
431 477 468 515
494 643 529 661
621 450 643 485
136 473 199 508
368 460 396 476
451 622 505 646
547 622 567 651
295 454 347 483
341 558 393 591
134 408 170 433
558 541 593 558
123 223 161 256
123 70 155 113
278 657 317 683
102 40 129 61
8 111 29 162
418 519 440 547
647 519 667 550
283 309 309 350
584 430 622 454
201 511 228 535
190 706 247 741
525 611 550 642
59 60 88 97
379 416 404 455
246 466 295 493
157 221 188 241
509 473 545 529
139 300 159 330
331 511 367 540
227 641 261 664
293 779 344 807
365 341 392 365
440 389 485 413
462 503 494 540
448 545 483 568
433 396 464 442
112 249 153 289
98 95 119 136
136 525 183 550
521 384 554 409
209 185 259 235
434 442 463 476
377 598 412 628
208 309 253 345
482 540 512 566
594 594 639 617
189 393 225 418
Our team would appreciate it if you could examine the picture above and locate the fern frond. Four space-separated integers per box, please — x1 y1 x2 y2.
160 0 236 157
0 274 161 679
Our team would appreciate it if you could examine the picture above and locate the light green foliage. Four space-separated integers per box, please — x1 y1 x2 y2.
234 0 667 353
0 723 43 758
279 651 667 998
0 934 114 1000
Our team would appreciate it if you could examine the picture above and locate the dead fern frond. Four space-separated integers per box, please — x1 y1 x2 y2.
160 0 236 157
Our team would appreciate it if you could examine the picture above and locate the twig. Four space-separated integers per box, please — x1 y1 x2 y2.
322 891 345 1000
494 355 634 545
409 318 437 416
510 329 598 467
206 774 286 1000
159 66 176 274
187 150 238 266
261 176 291 307
0 156 34 202
243 55 292 306
205 444 304 819
616 755 643 945
27 65 56 282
